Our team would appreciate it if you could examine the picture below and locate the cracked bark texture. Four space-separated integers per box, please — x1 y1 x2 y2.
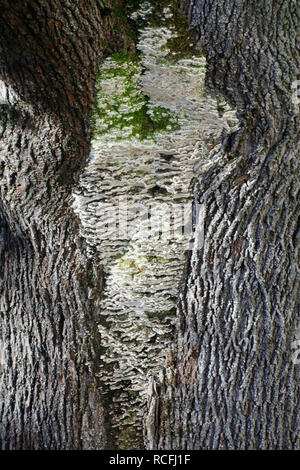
0 0 299 451
146 0 300 450
0 0 132 450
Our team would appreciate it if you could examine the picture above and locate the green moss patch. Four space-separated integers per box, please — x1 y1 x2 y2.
92 53 180 141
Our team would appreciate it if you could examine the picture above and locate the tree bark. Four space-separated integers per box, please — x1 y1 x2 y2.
0 0 299 451
146 0 300 450
0 0 132 450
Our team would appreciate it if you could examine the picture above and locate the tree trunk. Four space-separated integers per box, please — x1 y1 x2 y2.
146 0 300 450
0 0 132 450
0 0 299 451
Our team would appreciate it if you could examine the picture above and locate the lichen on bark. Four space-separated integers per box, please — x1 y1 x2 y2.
74 1 237 449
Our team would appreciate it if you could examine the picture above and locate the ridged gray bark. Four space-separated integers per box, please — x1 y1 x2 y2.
146 0 300 450
0 0 130 450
